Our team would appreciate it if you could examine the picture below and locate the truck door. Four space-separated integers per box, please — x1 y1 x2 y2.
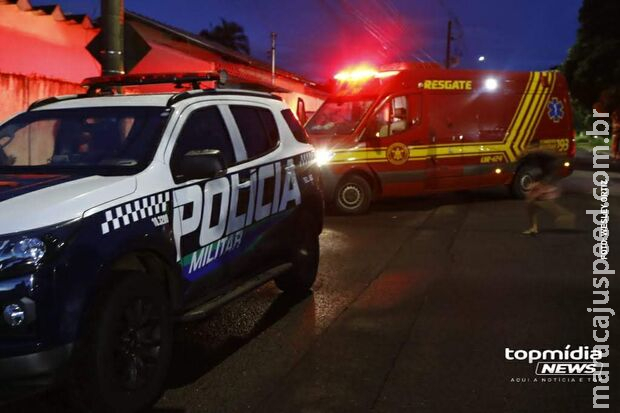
425 93 476 190
169 104 243 304
365 94 430 196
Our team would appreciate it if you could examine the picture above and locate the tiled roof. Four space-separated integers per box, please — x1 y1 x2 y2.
1 0 317 86
1 0 94 28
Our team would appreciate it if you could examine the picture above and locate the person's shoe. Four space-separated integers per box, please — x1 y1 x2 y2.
522 228 538 235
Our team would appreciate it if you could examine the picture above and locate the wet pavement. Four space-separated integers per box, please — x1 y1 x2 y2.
5 170 620 412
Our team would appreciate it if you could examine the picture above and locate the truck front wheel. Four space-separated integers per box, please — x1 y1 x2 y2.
70 271 173 413
334 175 372 215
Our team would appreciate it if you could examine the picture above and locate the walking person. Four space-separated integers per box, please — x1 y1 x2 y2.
522 162 575 235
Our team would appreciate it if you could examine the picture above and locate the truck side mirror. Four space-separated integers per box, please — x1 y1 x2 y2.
175 149 226 182
296 98 308 125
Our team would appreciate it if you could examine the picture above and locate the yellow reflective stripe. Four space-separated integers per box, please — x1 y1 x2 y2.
328 71 555 166
504 72 535 144
505 72 541 161
331 149 367 162
512 77 545 154
520 72 557 152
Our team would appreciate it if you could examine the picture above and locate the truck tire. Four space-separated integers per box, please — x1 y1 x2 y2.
70 271 173 413
511 164 541 199
334 175 372 215
275 220 320 294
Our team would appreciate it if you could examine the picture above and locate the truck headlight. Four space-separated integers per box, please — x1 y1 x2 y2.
315 148 335 167
0 237 47 270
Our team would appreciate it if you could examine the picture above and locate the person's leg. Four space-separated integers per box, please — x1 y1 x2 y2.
523 201 539 235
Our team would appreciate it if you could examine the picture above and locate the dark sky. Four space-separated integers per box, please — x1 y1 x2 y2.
41 0 583 81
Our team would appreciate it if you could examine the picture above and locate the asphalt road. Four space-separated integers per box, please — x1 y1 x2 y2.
7 170 620 412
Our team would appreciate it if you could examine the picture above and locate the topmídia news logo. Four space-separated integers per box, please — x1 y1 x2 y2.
505 346 604 377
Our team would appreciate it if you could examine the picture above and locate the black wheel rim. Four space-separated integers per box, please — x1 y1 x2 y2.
113 297 163 391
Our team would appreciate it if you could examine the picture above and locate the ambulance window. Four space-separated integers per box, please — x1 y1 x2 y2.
281 109 309 143
172 106 235 170
375 96 409 138
230 106 280 159
408 94 421 124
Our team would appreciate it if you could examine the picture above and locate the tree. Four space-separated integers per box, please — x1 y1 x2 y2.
563 0 620 157
199 19 250 55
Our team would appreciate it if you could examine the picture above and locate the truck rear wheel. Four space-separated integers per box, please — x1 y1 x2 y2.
511 164 542 198
70 271 173 413
334 175 372 215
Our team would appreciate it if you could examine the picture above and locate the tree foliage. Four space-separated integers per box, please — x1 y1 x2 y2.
563 0 620 112
199 19 251 55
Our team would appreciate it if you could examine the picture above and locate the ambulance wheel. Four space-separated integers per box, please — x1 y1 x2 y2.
334 175 372 215
70 271 173 413
511 164 541 199
276 223 320 294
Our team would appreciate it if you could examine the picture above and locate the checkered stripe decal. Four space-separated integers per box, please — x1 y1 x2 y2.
297 151 315 167
101 192 171 235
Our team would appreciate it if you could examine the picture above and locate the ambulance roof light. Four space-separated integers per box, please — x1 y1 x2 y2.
484 77 499 91
375 70 400 79
334 67 400 82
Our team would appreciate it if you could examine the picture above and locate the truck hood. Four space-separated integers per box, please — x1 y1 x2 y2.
307 133 358 151
0 174 137 235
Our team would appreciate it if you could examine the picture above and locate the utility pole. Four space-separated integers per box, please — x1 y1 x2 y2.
270 32 277 86
445 20 452 69
101 0 125 75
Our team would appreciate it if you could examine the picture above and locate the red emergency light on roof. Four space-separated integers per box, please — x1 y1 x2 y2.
333 65 400 82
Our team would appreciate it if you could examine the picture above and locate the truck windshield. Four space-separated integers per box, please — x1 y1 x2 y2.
306 97 375 135
0 106 170 175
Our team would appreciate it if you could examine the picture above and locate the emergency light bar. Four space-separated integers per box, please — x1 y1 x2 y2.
81 71 228 94
334 67 400 82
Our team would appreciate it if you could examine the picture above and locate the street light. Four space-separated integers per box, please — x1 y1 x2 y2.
478 56 486 62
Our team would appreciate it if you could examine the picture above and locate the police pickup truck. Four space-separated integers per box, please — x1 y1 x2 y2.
0 73 323 412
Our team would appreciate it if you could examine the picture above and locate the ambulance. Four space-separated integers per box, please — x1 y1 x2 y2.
304 62 575 214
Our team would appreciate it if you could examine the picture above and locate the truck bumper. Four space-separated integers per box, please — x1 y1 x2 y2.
0 343 73 400
0 343 73 380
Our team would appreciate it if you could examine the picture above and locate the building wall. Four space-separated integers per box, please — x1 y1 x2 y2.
0 2 325 122
0 73 84 121
0 3 99 83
